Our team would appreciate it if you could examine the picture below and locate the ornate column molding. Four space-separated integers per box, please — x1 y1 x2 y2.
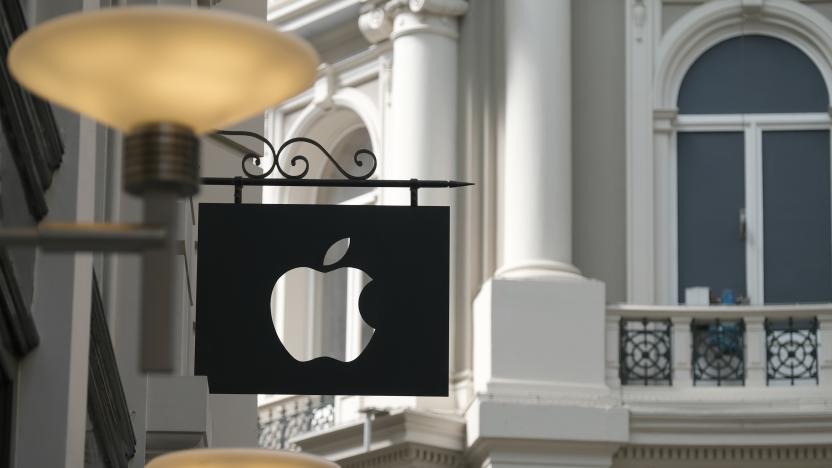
358 0 467 44
358 6 393 44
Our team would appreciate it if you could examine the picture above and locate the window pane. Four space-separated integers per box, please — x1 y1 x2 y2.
678 35 828 114
763 130 832 303
678 132 746 303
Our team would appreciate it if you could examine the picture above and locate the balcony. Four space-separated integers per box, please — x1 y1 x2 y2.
606 304 832 446
606 303 832 389
258 395 335 450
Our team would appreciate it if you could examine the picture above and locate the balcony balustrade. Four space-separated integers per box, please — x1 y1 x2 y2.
258 395 335 450
608 304 832 388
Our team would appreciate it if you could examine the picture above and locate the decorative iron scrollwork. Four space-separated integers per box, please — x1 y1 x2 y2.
766 317 818 386
258 395 335 451
215 130 377 180
692 319 745 386
620 318 672 386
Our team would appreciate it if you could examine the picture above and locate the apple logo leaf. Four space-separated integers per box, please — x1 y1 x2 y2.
323 237 350 267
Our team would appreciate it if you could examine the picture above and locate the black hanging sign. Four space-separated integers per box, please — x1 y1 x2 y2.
195 203 450 396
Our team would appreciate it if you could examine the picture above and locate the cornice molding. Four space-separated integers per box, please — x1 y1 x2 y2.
340 443 464 468
615 444 832 463
466 438 621 468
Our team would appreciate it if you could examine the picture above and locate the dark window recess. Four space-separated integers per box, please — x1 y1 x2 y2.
766 318 819 386
0 0 64 220
677 132 746 303
619 318 673 386
258 395 335 451
678 35 829 114
692 319 745 386
86 273 136 468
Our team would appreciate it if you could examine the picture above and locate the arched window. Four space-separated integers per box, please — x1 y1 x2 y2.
676 35 831 304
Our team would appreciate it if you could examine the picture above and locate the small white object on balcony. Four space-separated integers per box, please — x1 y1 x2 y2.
685 287 710 306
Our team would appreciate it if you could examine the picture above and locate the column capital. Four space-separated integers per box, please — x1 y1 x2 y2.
358 0 467 43
358 6 393 44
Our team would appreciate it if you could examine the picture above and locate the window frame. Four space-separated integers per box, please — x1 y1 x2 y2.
625 0 832 305
672 112 832 304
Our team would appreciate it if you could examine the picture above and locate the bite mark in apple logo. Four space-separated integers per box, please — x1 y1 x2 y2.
273 237 375 362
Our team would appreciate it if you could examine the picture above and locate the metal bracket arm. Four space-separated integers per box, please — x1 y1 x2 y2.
0 222 166 251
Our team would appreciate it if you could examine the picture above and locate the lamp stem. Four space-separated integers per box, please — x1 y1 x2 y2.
140 192 182 373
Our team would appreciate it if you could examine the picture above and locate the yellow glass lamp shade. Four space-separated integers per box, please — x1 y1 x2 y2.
7 6 318 134
145 448 340 468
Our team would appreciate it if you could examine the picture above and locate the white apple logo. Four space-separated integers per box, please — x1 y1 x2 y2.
273 237 375 362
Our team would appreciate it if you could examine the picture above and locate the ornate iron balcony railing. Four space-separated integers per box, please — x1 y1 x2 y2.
258 395 335 450
607 304 831 388
766 317 819 386
619 318 673 386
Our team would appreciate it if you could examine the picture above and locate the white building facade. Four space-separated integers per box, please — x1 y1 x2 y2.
2 0 832 467
258 1 832 468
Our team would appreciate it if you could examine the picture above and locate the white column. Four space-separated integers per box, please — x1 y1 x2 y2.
359 0 466 402
498 0 578 278
467 3 627 460
363 0 466 206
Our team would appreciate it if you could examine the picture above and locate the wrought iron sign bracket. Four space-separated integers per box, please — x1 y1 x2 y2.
0 132 472 252
206 131 473 206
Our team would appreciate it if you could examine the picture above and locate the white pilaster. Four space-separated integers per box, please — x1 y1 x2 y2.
626 0 657 303
497 0 578 279
653 109 678 305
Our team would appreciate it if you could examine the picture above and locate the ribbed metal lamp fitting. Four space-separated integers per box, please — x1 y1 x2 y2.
123 123 200 196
